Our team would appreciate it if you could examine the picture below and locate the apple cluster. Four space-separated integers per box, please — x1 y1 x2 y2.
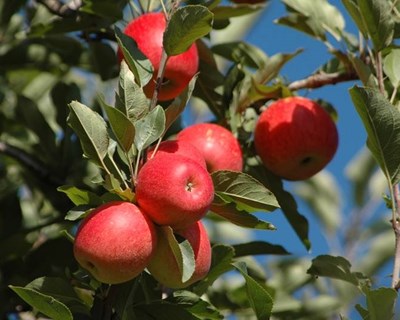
73 123 243 288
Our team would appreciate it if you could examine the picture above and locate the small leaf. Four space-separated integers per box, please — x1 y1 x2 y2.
232 241 290 257
160 226 196 283
383 48 400 88
57 185 103 206
307 255 370 287
64 205 93 221
117 61 149 122
358 0 395 51
164 5 214 56
134 105 166 151
234 262 274 320
211 170 279 213
277 0 345 41
100 97 136 152
115 27 154 86
365 287 397 320
193 244 235 296
210 197 276 230
67 101 109 168
350 86 400 185
164 75 198 135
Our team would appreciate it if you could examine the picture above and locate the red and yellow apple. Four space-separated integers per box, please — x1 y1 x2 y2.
177 123 243 172
73 201 157 284
147 221 211 288
254 96 339 180
118 12 199 101
135 153 214 230
147 140 207 169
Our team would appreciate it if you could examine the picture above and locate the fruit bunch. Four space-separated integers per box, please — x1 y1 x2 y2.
73 123 243 288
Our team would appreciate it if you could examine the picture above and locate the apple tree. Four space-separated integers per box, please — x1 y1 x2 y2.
0 0 400 319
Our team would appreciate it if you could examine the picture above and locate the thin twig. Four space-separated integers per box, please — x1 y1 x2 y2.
288 71 359 91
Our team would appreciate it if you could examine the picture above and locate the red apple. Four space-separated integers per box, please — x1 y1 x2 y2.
118 12 199 101
147 221 211 288
135 153 214 230
177 123 243 172
254 96 339 180
73 201 157 284
147 140 207 169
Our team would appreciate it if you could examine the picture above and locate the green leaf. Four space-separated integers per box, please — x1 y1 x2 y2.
355 304 369 319
134 302 199 320
210 196 276 230
342 0 368 37
365 287 397 320
307 255 370 287
164 5 213 56
89 42 118 80
9 276 91 320
277 0 345 41
358 0 395 51
80 0 127 20
212 41 269 69
234 262 273 320
117 61 149 122
348 55 378 88
164 75 197 135
211 170 279 213
67 101 110 168
193 244 235 296
160 226 196 283
115 27 154 87
134 105 166 151
211 5 263 20
350 86 400 185
383 48 400 88
100 96 136 152
57 185 102 206
232 241 290 257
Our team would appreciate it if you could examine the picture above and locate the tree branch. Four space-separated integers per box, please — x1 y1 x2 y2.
288 71 359 91
0 141 64 187
36 0 81 17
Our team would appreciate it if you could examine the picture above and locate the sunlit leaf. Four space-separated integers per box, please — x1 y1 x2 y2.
383 48 400 88
134 105 165 151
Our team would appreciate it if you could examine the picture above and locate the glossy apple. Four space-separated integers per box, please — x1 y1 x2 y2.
73 201 157 284
135 153 214 230
254 96 339 180
147 140 207 169
177 123 243 172
147 221 211 288
118 12 199 101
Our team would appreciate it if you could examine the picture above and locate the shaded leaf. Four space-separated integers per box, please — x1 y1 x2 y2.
232 241 290 257
364 287 397 320
57 185 102 206
307 255 370 287
350 86 400 185
115 27 153 87
234 262 273 320
342 0 368 37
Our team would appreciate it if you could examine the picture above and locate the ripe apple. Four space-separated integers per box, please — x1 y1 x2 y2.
118 12 199 101
147 140 207 169
147 221 211 288
73 201 157 284
254 96 339 180
135 153 214 230
177 123 243 172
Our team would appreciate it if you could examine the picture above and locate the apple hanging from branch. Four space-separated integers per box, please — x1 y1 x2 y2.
254 96 339 180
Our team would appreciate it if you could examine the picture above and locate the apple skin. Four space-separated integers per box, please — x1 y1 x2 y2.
147 221 211 289
254 96 339 180
135 153 214 230
73 201 157 284
119 12 199 101
147 140 207 169
177 123 243 172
